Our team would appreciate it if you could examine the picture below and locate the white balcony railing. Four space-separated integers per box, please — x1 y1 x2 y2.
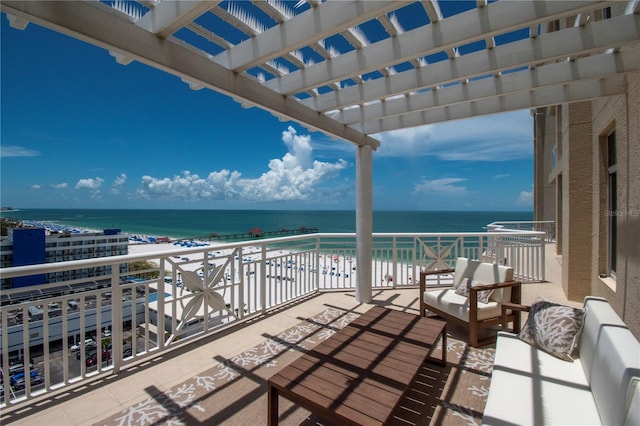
0 228 545 408
487 220 556 242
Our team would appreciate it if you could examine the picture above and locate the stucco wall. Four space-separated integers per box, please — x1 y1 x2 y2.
531 71 639 338
589 71 640 339
561 102 594 301
619 72 640 338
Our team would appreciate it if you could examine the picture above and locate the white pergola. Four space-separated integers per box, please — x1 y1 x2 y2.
3 0 639 302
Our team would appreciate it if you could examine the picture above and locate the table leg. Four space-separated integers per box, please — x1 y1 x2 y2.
268 382 278 425
441 326 447 366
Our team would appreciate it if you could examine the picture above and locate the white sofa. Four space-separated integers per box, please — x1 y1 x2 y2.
419 257 522 347
483 296 640 426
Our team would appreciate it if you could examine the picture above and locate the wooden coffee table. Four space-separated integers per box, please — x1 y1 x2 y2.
267 306 447 425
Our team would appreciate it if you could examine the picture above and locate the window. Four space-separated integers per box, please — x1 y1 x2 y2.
607 131 617 276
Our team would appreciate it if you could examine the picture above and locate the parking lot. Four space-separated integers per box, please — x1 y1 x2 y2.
2 332 145 402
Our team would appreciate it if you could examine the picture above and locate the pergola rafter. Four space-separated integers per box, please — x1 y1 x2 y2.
337 46 640 128
265 1 612 96
2 0 635 144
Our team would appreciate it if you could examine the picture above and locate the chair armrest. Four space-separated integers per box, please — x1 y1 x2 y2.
467 280 522 292
422 268 455 276
500 301 530 312
500 301 529 332
468 280 523 331
419 268 456 294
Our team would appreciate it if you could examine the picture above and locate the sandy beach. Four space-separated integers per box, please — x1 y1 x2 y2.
128 239 359 282
127 239 447 295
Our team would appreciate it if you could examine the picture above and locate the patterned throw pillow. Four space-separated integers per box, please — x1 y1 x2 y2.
454 277 469 297
518 299 585 361
454 278 494 304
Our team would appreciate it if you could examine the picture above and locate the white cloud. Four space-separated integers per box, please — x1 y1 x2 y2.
375 110 532 161
0 145 40 158
137 127 347 202
112 173 127 193
51 183 69 189
31 184 41 190
413 178 468 195
139 169 240 200
281 126 312 168
493 174 512 179
75 177 104 190
517 188 533 206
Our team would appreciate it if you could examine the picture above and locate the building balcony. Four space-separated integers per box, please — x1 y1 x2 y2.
0 226 562 425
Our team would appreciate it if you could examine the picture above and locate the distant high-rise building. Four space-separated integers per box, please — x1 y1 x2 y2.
0 228 129 290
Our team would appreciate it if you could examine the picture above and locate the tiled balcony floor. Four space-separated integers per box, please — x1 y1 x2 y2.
2 244 574 426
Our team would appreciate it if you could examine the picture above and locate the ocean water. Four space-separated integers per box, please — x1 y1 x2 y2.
2 209 532 239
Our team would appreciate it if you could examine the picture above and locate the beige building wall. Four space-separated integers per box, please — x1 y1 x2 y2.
533 109 557 223
561 102 594 301
533 71 640 339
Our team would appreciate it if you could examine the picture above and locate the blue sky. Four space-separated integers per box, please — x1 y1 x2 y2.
0 8 533 212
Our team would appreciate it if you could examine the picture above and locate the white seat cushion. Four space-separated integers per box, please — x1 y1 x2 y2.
423 288 502 322
483 332 600 426
589 326 640 426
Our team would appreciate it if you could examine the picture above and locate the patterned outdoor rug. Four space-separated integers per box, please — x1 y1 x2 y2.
96 308 495 426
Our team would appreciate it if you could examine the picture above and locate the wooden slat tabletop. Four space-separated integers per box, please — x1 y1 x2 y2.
268 306 446 425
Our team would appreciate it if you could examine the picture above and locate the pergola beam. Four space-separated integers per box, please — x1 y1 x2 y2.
213 0 400 72
0 0 379 150
136 0 218 38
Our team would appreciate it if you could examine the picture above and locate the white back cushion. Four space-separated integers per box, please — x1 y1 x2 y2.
580 297 628 381
452 257 470 288
452 257 514 303
624 378 640 426
589 326 640 426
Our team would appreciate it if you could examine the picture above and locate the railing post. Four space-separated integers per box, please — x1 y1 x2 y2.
541 237 546 281
315 237 321 291
260 245 266 314
158 258 166 350
392 236 398 289
111 261 123 374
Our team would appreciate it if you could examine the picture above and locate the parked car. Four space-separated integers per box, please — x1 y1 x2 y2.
8 363 34 376
75 341 98 359
85 348 111 367
71 338 95 352
10 371 42 391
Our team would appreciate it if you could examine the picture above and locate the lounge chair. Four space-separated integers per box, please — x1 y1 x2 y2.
419 257 522 347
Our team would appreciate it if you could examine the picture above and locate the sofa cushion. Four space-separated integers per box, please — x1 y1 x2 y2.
625 378 640 426
454 278 494 304
579 296 628 382
518 299 585 361
452 257 471 288
483 332 600 426
451 257 513 303
589 326 640 426
423 288 501 321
